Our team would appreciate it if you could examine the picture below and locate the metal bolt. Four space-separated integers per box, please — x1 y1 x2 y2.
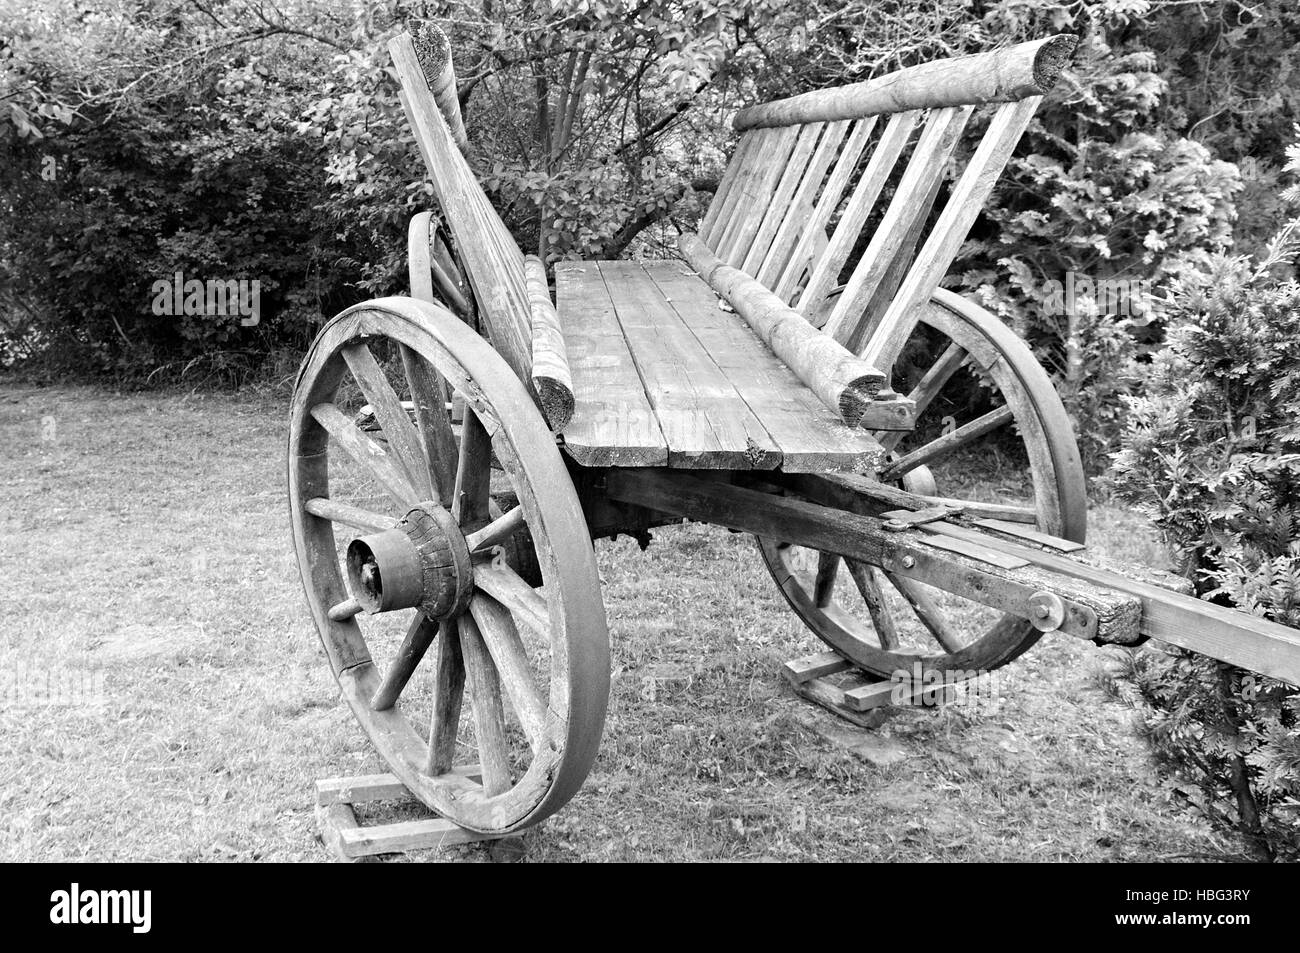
901 555 916 569
1035 604 1050 618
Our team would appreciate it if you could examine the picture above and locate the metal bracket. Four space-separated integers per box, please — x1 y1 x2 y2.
880 505 964 532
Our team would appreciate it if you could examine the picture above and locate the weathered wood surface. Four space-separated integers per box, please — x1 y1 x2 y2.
734 34 1076 130
556 260 885 471
554 261 667 467
607 469 1142 645
678 234 885 426
410 22 469 152
523 255 575 431
391 32 534 388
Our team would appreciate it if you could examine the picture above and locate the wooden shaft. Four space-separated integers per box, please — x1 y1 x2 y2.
523 255 575 431
678 233 885 426
734 34 1077 130
410 22 469 152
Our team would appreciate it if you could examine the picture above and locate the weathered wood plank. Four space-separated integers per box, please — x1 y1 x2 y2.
643 262 884 473
799 108 923 319
597 260 780 469
554 261 667 467
740 122 825 276
756 120 851 289
713 126 801 266
774 117 875 304
861 97 1042 372
821 105 973 342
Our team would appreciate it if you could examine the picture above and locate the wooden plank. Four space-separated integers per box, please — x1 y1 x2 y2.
337 815 496 856
971 518 1085 553
774 117 875 304
800 108 923 319
714 126 801 266
756 120 851 288
740 122 825 276
861 97 1042 371
315 767 482 806
554 261 667 467
598 260 780 469
783 650 854 685
734 35 1076 129
821 106 973 342
642 262 884 473
701 131 758 245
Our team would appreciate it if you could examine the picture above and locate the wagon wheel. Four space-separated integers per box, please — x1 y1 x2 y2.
758 288 1086 678
288 297 609 833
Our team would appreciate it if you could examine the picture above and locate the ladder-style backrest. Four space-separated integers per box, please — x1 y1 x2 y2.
701 35 1076 373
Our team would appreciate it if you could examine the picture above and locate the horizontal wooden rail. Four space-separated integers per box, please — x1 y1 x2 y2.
678 233 884 426
734 34 1076 131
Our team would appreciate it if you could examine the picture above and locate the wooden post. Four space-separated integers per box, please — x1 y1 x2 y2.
679 233 885 426
524 255 575 431
733 34 1076 130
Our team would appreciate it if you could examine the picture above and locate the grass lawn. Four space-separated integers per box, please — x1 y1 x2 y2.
0 382 1239 861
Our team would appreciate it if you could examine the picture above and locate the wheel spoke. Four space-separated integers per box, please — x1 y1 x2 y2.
882 404 1014 480
845 560 901 651
473 560 548 636
880 342 968 452
454 407 493 531
465 506 526 554
343 343 432 499
457 612 512 796
400 343 457 505
425 620 464 775
885 572 964 653
310 402 418 506
304 497 398 532
470 594 547 752
371 612 439 711
813 552 840 608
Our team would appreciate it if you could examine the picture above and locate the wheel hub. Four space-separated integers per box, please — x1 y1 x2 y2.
345 503 473 620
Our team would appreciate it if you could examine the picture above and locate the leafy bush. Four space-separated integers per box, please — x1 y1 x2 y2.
1107 134 1300 861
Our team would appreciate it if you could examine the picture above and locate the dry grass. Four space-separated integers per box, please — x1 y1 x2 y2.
0 383 1236 861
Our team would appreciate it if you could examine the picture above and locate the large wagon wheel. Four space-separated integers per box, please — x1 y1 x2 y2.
758 288 1086 678
288 297 609 833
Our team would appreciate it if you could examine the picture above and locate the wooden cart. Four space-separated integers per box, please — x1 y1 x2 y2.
288 26 1300 835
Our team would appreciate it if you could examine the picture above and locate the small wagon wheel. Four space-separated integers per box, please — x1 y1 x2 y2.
757 288 1086 678
288 297 609 833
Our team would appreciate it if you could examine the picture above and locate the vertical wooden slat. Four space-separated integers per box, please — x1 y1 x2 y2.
756 120 850 288
713 125 801 266
700 132 756 243
739 122 826 275
772 117 876 304
814 106 969 335
705 129 769 249
860 97 1042 372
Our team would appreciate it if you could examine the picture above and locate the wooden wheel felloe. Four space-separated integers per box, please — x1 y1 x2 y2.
758 289 1087 678
288 297 609 834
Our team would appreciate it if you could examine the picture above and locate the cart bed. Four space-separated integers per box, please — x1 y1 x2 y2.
555 260 885 472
